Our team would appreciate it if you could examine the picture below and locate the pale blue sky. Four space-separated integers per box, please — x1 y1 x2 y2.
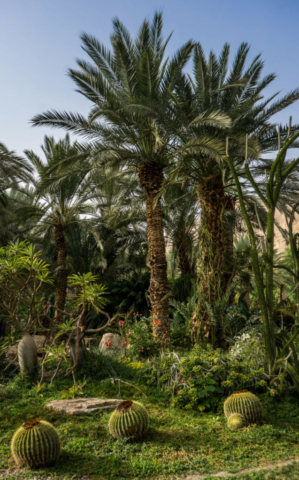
1 0 299 157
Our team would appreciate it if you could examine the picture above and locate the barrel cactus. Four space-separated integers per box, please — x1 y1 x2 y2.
11 418 60 467
108 400 148 440
227 413 246 430
224 390 263 425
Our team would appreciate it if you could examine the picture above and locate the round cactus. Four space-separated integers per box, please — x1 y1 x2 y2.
224 390 263 425
11 418 60 467
227 413 246 430
108 400 148 440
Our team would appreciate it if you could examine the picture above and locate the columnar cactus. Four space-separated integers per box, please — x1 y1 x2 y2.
11 419 60 467
108 400 148 440
18 331 37 374
224 390 263 425
227 413 246 430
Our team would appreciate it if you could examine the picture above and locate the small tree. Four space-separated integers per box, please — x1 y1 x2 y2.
43 272 124 383
0 241 53 372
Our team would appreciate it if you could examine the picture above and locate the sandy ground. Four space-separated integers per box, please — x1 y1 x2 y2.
1 458 299 479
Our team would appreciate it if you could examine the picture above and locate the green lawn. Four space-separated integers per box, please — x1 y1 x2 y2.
1 372 299 480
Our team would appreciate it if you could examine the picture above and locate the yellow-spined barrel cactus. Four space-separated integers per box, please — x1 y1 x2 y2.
227 413 246 430
11 418 60 467
108 400 148 440
224 390 263 425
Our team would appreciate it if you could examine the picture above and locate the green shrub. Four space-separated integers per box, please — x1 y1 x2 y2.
122 315 160 358
146 345 267 412
122 313 188 359
77 348 135 381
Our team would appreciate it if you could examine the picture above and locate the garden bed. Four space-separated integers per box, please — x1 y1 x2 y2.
1 374 299 480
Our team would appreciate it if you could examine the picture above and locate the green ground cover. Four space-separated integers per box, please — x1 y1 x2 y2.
1 368 299 480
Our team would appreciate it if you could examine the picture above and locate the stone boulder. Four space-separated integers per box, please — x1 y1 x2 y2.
99 333 125 356
46 398 122 415
34 335 46 354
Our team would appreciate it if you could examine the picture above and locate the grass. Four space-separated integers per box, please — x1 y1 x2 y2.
1 357 299 480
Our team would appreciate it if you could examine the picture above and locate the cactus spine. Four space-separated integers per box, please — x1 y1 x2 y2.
108 400 148 440
11 419 60 467
227 413 246 430
224 390 263 425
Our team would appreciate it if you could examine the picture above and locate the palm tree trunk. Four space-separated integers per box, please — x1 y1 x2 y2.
193 180 227 340
222 196 237 301
54 223 67 324
139 163 169 339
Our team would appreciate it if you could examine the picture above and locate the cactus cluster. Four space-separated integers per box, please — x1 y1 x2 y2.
108 400 148 440
11 418 60 467
224 390 263 425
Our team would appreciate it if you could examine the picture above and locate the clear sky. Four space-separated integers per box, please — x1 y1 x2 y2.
1 0 299 157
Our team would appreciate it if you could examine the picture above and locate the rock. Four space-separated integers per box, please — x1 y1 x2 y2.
99 333 125 356
6 344 18 359
33 335 46 354
46 398 122 415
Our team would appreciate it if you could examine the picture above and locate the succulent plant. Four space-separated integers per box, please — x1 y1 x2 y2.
11 418 60 467
224 389 263 425
18 331 37 374
108 400 148 440
227 413 246 430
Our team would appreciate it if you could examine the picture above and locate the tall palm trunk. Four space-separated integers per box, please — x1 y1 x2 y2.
139 163 169 338
54 223 67 324
193 179 228 340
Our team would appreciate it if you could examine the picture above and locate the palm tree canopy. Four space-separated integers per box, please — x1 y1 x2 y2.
24 135 95 236
31 12 196 171
171 42 299 190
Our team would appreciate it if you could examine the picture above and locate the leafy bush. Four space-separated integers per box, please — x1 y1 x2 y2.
106 272 150 318
146 344 268 412
77 348 135 381
169 298 193 348
121 315 159 358
121 314 187 358
229 328 266 370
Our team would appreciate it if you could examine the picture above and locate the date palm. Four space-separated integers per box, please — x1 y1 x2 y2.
163 182 198 277
66 166 148 282
171 42 299 339
24 135 93 322
31 12 196 338
0 142 32 244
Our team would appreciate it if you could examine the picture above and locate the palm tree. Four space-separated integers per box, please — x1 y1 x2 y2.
31 12 195 338
171 42 299 339
0 142 32 189
0 142 32 244
163 182 198 277
66 166 148 282
24 135 93 322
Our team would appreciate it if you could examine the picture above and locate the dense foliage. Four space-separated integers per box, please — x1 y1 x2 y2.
2 10 299 479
